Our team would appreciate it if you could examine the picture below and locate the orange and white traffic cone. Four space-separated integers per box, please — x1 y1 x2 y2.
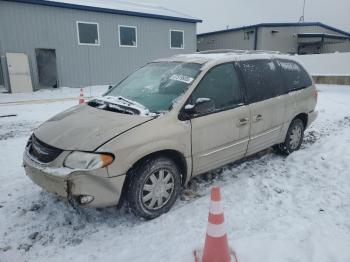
194 186 238 262
79 88 85 104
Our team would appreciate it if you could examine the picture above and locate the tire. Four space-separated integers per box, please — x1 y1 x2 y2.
274 118 305 155
126 157 181 220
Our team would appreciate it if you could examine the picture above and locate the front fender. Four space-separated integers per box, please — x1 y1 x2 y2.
97 114 192 179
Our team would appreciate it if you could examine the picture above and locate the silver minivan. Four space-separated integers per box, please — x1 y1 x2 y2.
23 50 318 219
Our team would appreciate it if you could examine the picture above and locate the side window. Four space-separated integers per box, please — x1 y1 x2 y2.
239 59 283 103
277 59 312 92
119 25 137 47
170 30 184 49
191 63 243 113
77 22 99 45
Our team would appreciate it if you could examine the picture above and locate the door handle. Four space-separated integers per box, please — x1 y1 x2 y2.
237 117 249 126
253 114 263 122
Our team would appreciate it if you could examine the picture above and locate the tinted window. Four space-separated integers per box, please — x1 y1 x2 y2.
277 59 312 92
191 63 243 113
239 59 282 103
170 30 184 49
119 26 137 47
77 22 99 45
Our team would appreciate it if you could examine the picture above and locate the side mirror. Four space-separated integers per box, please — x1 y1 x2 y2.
184 98 214 116
108 85 113 90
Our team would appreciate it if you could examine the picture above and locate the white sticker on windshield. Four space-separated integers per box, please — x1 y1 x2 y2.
170 74 194 84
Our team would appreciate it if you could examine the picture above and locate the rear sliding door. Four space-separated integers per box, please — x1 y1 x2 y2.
238 59 287 155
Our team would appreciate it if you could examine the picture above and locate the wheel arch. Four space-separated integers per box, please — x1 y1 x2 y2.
125 149 189 187
293 113 308 128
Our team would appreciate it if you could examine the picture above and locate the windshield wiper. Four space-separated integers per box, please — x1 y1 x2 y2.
88 99 137 115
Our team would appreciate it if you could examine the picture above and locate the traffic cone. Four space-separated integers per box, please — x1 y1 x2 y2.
194 186 238 262
79 88 85 104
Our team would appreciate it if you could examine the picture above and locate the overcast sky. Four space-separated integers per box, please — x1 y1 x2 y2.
139 0 350 34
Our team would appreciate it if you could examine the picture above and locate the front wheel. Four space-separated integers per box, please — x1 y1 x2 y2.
274 118 305 155
126 157 181 220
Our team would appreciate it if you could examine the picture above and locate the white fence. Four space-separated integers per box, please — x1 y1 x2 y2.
295 52 350 76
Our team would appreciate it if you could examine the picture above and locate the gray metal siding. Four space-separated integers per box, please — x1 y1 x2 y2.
258 26 299 53
0 1 196 89
258 25 350 54
323 40 350 53
197 30 255 51
198 25 350 54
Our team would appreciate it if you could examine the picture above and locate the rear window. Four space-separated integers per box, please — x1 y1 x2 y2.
277 59 312 92
238 59 283 103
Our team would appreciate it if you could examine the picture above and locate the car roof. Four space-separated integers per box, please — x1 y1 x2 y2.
154 50 297 66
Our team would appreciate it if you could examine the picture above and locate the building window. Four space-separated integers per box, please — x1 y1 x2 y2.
170 30 184 49
119 25 137 47
244 30 254 40
77 21 100 45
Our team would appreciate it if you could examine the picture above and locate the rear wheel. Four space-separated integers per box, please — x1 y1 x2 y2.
126 157 181 220
274 118 305 155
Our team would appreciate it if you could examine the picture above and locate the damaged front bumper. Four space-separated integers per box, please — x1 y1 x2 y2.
23 148 126 208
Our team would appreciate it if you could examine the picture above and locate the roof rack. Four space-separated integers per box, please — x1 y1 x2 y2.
197 49 282 55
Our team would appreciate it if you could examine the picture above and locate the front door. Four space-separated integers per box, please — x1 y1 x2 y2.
189 63 250 175
237 59 286 155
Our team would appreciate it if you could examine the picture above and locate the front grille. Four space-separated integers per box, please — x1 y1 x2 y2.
29 135 63 163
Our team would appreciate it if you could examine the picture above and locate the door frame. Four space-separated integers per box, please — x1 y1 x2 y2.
35 48 58 88
179 61 250 175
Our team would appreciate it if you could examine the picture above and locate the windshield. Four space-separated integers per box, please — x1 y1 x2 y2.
104 62 202 113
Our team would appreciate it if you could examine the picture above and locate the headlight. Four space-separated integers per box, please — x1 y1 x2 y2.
64 152 114 170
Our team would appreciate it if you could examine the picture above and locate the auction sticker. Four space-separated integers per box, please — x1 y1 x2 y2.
170 74 194 84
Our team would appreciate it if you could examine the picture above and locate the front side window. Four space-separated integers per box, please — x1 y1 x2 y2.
119 25 137 47
239 59 283 103
191 63 243 114
277 59 312 92
77 22 99 45
170 30 184 49
103 62 202 113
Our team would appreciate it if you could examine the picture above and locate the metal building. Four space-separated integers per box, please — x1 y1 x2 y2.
0 0 201 92
197 22 350 55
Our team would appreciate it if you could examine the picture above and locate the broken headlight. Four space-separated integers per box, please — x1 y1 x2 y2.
64 152 114 170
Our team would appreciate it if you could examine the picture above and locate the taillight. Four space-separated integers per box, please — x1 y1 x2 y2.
312 88 318 102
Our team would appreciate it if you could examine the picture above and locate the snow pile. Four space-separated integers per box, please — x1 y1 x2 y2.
1 85 350 261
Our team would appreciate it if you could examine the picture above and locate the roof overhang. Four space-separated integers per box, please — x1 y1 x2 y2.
4 0 202 23
198 22 350 37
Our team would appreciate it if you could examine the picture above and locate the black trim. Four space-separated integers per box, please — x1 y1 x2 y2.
4 0 202 23
254 27 258 50
29 135 63 163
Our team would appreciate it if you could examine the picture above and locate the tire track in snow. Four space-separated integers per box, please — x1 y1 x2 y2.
1 116 349 259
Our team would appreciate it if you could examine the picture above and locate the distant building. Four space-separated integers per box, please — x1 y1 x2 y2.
197 22 350 55
0 0 201 92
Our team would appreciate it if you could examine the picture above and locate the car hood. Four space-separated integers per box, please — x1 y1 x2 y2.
34 104 154 151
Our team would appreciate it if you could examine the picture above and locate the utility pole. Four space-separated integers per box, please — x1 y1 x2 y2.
299 0 306 22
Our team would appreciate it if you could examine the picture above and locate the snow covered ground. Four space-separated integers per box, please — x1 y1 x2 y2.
0 86 108 104
0 85 350 262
